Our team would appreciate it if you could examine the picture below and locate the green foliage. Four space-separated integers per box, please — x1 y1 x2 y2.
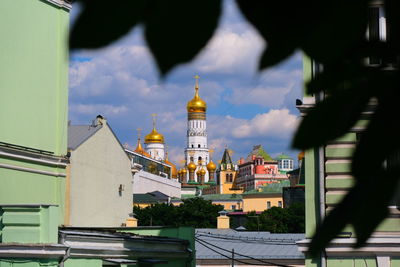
133 203 179 227
245 203 305 233
70 0 400 255
133 197 223 228
177 197 224 228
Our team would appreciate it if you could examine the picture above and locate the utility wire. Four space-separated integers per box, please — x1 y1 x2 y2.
196 237 269 266
195 233 297 245
195 237 293 267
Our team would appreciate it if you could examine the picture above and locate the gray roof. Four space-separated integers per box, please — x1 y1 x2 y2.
195 229 304 260
68 124 102 150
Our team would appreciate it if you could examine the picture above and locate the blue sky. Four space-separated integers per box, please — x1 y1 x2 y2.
68 1 303 166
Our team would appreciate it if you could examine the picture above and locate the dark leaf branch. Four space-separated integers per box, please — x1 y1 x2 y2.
70 0 221 76
70 0 400 255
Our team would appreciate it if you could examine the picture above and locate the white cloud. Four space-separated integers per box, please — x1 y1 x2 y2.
232 109 299 139
70 104 128 116
196 28 264 75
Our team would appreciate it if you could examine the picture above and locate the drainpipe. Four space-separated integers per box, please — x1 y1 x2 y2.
58 233 71 267
315 64 327 267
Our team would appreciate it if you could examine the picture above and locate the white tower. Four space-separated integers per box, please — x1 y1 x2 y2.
185 75 210 183
144 114 165 161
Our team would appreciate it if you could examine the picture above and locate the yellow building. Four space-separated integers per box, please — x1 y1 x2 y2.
202 148 244 195
242 180 289 212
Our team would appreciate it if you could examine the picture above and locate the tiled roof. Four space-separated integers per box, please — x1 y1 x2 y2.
243 180 290 195
220 149 233 165
195 229 304 260
202 194 242 201
133 194 159 204
274 153 293 160
246 145 274 162
68 124 102 150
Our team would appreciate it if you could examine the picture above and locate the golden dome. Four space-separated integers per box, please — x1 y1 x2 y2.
181 168 188 174
187 161 196 172
187 75 206 113
144 115 164 144
134 138 151 158
164 152 178 178
207 160 217 171
199 167 206 175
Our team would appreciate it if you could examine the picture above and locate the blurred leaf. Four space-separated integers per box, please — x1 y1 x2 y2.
144 0 221 76
301 0 368 64
70 1 144 49
292 84 370 150
237 0 368 70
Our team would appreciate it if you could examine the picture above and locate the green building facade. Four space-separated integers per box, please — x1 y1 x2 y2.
298 50 400 266
0 0 70 223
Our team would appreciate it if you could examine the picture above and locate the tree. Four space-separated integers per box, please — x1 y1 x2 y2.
133 198 223 228
70 0 400 255
133 203 179 227
245 203 305 233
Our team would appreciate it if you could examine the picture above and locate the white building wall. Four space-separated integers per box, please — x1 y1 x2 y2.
145 142 165 161
69 125 132 227
133 170 181 198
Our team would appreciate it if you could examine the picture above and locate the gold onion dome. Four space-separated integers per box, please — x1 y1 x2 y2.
199 167 207 176
181 167 188 174
134 138 151 158
207 160 216 172
145 115 165 144
164 152 178 178
187 161 196 172
196 168 202 176
187 75 207 113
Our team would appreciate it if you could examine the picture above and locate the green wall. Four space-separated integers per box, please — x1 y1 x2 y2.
0 259 58 267
0 0 69 155
0 0 69 224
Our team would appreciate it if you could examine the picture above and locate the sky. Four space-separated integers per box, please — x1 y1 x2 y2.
68 1 303 167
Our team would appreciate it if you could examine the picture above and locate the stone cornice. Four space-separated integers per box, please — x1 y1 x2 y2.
42 0 72 10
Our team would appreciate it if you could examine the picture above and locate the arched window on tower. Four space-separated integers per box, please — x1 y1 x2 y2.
226 173 230 182
198 156 202 165
191 144 194 148
230 174 233 182
198 144 201 148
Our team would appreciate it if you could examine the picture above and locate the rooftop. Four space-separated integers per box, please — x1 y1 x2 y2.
243 180 290 195
195 228 304 260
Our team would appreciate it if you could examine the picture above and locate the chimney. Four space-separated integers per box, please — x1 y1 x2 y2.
126 213 138 227
96 115 106 125
217 211 230 229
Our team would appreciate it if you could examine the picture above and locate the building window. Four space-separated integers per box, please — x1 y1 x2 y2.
190 157 194 162
267 201 271 209
278 201 282 208
198 144 201 148
231 205 236 210
191 144 194 148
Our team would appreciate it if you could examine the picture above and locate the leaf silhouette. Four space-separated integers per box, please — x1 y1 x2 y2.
144 0 221 76
292 83 371 150
70 1 144 49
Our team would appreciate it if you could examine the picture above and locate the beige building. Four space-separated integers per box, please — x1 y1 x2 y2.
67 115 133 227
